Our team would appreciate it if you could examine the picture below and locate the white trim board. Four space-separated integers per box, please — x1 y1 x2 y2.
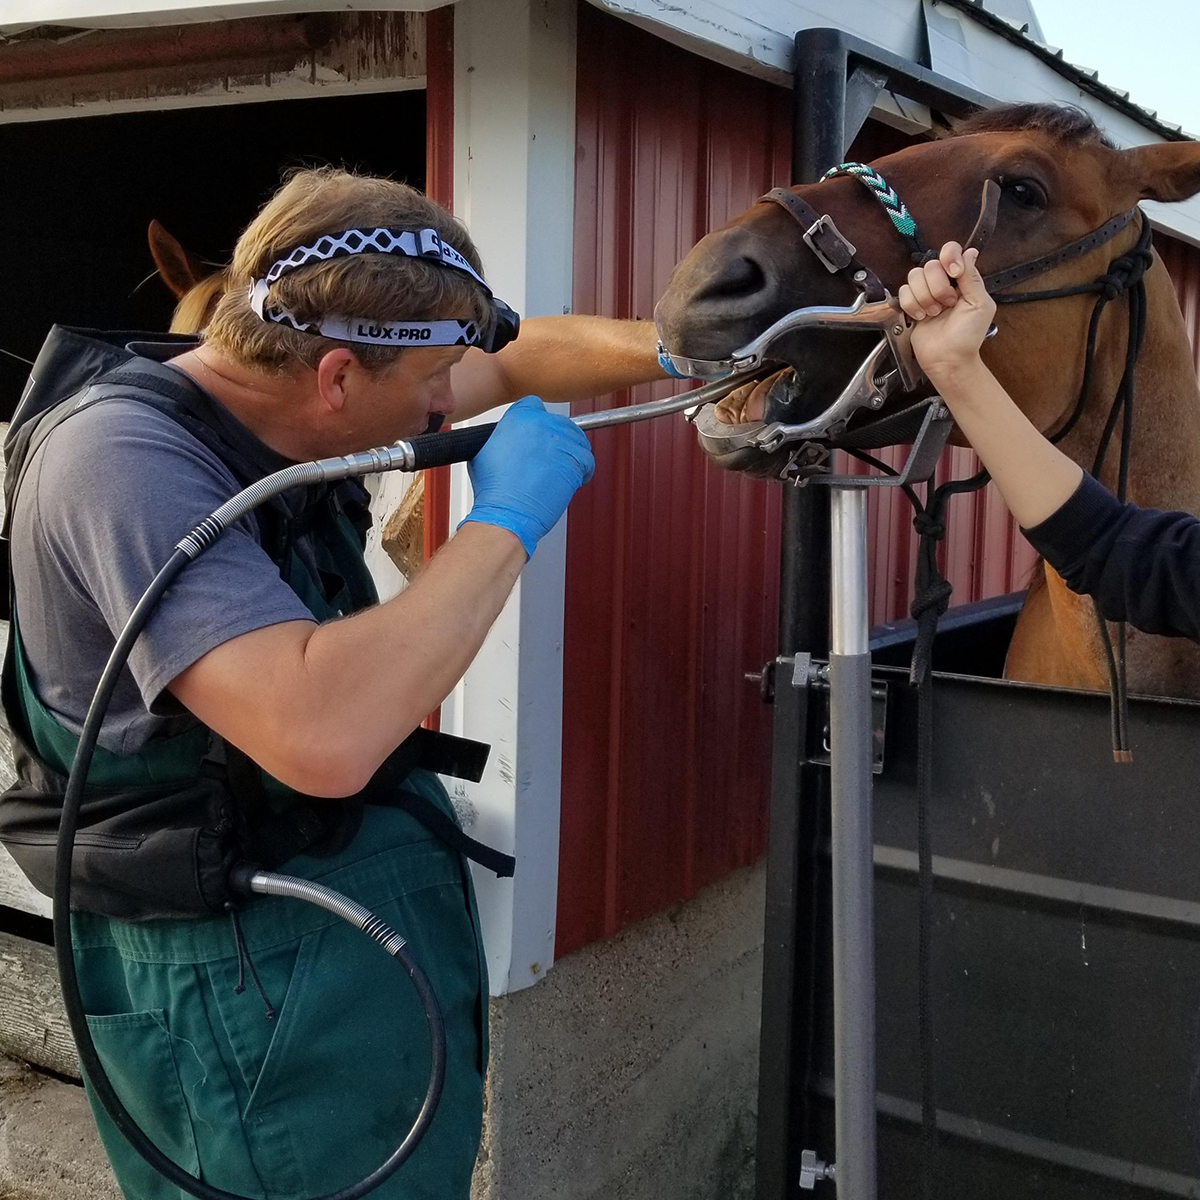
438 0 578 996
0 73 424 126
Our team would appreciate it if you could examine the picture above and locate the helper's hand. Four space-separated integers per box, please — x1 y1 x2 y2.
460 395 595 558
898 242 996 386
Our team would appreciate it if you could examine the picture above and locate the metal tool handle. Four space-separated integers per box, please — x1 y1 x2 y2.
406 422 497 469
397 372 766 469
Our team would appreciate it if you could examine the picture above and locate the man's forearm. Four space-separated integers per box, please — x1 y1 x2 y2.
297 522 526 791
452 316 664 420
173 522 526 797
934 358 1083 529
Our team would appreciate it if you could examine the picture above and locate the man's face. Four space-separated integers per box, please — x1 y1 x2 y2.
331 344 467 449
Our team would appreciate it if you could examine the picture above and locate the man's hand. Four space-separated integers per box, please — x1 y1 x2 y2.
460 396 594 558
898 242 996 386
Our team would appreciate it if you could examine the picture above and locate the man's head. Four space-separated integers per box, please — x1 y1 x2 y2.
203 168 493 447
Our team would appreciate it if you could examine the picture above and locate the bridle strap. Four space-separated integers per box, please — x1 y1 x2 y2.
985 207 1138 296
760 187 887 300
822 162 934 264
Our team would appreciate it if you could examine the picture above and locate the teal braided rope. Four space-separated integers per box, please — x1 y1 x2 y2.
822 162 932 263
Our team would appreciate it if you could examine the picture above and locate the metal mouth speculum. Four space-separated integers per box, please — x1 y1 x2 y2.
659 290 926 470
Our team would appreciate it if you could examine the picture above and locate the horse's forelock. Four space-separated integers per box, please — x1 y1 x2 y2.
954 103 1116 150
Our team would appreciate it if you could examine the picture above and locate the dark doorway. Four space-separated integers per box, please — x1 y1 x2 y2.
0 88 426 418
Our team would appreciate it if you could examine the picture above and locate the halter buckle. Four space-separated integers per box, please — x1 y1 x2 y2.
804 214 858 274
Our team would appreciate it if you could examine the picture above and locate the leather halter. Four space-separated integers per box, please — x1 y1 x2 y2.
757 170 1153 766
760 179 1137 305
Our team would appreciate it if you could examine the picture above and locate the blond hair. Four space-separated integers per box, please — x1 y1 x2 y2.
170 269 229 335
205 168 490 372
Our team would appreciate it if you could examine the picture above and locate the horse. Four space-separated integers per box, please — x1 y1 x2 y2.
655 103 1200 701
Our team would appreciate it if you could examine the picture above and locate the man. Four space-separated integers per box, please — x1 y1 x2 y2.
0 167 669 1199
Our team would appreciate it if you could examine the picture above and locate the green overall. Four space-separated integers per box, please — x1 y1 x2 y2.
10 502 490 1200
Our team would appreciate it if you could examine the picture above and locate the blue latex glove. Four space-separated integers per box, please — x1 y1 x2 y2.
657 346 695 380
459 396 595 558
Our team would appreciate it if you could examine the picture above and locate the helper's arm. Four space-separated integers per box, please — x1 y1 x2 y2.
901 242 1200 641
449 315 667 419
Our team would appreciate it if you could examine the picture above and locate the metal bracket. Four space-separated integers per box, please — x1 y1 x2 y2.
799 1150 836 1189
810 397 954 489
810 675 889 775
784 653 888 772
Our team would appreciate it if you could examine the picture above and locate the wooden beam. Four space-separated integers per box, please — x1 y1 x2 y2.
0 929 78 1079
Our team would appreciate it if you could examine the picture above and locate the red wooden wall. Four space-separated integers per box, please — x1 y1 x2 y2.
556 5 1200 957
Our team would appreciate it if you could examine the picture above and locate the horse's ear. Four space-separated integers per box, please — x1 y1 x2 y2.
1122 142 1200 204
147 219 207 298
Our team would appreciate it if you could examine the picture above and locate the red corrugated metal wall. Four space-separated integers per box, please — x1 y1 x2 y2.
557 5 1200 956
558 8 791 956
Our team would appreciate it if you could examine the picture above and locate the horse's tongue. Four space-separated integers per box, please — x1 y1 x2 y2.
712 370 789 426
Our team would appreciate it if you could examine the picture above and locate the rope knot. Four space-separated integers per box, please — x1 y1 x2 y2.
912 512 946 540
910 578 953 622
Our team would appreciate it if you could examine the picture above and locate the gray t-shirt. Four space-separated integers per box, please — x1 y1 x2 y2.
10 363 316 756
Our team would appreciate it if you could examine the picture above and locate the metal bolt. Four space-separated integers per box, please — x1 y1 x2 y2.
853 269 868 282
799 1150 835 1190
892 324 904 336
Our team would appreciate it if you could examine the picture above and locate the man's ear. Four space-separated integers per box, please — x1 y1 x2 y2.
1121 141 1200 204
315 348 357 413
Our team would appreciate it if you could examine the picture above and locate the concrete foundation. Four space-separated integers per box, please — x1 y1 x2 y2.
0 860 765 1200
473 861 765 1200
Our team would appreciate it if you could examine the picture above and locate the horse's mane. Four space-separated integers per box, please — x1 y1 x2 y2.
954 103 1116 149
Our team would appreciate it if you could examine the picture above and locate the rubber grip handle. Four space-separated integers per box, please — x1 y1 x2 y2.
406 423 497 470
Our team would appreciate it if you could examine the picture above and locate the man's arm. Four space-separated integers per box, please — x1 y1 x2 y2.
171 522 525 796
170 397 593 798
449 315 667 419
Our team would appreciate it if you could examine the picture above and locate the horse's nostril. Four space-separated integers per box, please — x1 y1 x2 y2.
694 256 767 304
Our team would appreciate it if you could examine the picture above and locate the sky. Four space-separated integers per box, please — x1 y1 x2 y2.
1031 0 1200 135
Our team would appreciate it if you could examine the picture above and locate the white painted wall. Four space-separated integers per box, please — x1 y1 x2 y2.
438 0 578 996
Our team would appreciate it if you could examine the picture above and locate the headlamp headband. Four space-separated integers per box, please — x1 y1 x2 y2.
247 225 520 353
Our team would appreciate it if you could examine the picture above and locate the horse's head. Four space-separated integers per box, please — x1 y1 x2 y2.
148 219 229 335
656 104 1200 473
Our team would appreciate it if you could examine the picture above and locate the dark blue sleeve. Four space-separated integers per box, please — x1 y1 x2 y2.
1022 473 1200 641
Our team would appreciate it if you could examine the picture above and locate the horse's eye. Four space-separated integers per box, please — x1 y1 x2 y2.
1003 179 1048 210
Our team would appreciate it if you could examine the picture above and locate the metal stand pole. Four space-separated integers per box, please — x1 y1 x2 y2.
829 486 877 1198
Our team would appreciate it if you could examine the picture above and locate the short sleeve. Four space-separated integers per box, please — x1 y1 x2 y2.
30 399 316 715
